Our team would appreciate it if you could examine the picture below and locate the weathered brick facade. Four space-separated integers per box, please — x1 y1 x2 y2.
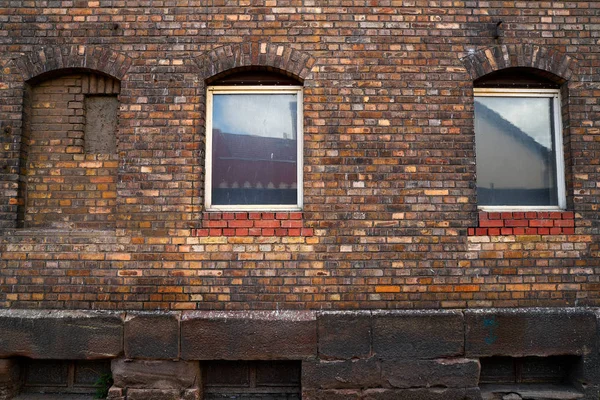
1 1 600 399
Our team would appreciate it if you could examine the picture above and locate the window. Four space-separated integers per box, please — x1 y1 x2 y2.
205 84 303 210
474 88 566 209
203 360 301 399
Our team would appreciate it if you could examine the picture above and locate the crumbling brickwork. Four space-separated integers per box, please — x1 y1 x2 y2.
0 2 599 311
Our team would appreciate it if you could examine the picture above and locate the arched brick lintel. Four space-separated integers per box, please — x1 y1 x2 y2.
460 44 577 82
194 43 316 82
12 45 133 83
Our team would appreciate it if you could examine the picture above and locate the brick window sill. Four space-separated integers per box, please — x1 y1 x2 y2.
468 211 575 236
192 212 313 237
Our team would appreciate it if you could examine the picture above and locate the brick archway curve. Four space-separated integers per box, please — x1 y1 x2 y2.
460 44 578 81
12 45 133 82
194 42 316 82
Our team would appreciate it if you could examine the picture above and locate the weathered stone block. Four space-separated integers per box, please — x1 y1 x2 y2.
465 309 597 357
362 387 481 400
302 359 380 389
181 311 317 360
372 311 464 359
381 359 480 389
125 312 179 359
0 310 123 359
111 359 200 389
181 389 201 400
107 386 125 400
127 389 180 400
302 389 361 400
317 311 371 360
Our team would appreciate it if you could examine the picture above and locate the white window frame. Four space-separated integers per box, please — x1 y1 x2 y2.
205 85 303 211
474 88 566 211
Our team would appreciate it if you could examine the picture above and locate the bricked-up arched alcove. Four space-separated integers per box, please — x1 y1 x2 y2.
18 71 121 229
0 45 133 230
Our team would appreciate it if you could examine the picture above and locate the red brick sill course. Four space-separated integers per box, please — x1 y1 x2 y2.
469 211 575 236
192 212 314 237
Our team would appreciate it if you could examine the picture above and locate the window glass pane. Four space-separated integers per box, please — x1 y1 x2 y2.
211 93 298 206
475 96 558 206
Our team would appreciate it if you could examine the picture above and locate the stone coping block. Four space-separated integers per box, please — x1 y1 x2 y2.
125 312 180 360
465 308 598 357
317 311 372 360
372 310 464 360
181 310 317 360
0 310 124 359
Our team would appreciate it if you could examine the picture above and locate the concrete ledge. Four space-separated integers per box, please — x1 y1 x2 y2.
180 311 317 360
0 310 124 359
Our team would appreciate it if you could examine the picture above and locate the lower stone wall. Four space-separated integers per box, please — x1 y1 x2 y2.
0 309 598 400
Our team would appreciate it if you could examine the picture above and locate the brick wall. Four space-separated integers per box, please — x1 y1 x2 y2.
0 2 599 310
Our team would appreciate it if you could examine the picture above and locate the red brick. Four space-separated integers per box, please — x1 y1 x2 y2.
504 219 528 227
281 220 303 228
222 212 235 220
301 228 314 236
555 219 575 227
249 212 262 220
204 220 227 228
480 219 503 228
488 228 501 235
530 219 553 228
488 212 501 220
249 228 262 236
255 220 281 228
228 220 253 228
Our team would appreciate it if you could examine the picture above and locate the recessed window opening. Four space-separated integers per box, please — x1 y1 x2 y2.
203 360 301 400
205 72 303 211
20 359 111 395
480 356 578 385
474 87 566 210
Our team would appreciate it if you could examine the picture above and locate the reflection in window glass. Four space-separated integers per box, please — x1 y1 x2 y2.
475 94 560 206
210 92 299 207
